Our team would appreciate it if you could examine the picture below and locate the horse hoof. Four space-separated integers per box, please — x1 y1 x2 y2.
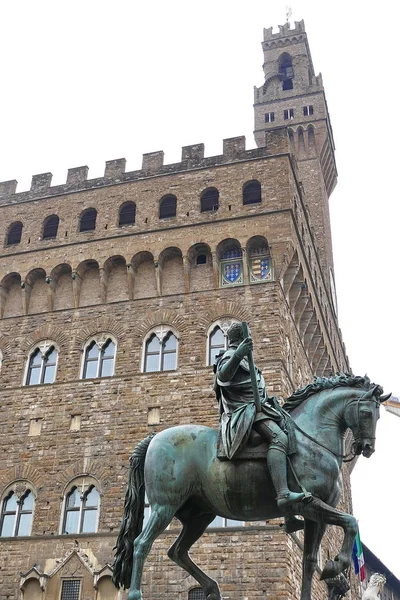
320 559 339 580
127 592 142 600
283 516 304 533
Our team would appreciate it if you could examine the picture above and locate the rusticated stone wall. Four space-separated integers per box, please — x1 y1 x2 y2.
0 130 354 600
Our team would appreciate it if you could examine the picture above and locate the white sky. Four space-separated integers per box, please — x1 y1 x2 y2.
1 0 399 581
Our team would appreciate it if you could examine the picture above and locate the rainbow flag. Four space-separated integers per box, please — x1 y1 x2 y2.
352 527 365 582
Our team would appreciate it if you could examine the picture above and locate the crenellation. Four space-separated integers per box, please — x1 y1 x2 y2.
0 180 17 198
263 20 305 42
0 137 286 206
181 143 205 163
222 136 246 160
104 158 126 179
66 166 89 186
30 173 52 192
142 150 164 174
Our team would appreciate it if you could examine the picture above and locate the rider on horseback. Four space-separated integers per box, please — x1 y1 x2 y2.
214 322 305 511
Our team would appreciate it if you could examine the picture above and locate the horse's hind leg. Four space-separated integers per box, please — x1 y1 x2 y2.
300 519 326 600
168 512 221 600
128 504 176 600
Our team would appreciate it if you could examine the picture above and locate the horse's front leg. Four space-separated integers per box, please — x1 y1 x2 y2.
300 498 357 580
300 519 326 600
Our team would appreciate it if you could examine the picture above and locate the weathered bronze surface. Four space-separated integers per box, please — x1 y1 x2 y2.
113 324 389 600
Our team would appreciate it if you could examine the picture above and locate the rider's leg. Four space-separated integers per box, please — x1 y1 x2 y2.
253 420 305 510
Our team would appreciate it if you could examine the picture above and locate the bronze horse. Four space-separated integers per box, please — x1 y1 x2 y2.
113 374 388 600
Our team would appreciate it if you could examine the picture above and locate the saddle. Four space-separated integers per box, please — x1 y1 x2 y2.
217 429 269 460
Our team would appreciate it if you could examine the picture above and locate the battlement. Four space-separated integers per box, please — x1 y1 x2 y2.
263 20 306 41
0 130 291 206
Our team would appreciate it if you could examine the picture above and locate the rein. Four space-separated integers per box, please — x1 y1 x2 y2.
283 410 357 462
283 387 378 463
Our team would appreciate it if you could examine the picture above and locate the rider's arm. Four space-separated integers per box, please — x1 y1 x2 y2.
217 337 253 383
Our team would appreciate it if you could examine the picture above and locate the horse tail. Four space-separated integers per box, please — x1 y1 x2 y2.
113 433 156 589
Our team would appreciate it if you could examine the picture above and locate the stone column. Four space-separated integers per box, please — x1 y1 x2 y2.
183 255 190 294
71 272 82 308
211 251 219 288
99 267 107 304
126 264 134 300
154 258 161 296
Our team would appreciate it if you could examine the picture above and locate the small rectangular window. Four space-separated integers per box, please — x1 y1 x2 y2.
61 580 81 600
70 415 81 432
284 108 294 120
148 407 160 425
303 105 314 116
264 112 275 123
28 418 42 436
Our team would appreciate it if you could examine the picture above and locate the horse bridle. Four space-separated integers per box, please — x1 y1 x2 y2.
283 387 381 463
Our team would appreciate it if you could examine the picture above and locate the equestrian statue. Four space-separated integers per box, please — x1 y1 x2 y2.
113 322 389 600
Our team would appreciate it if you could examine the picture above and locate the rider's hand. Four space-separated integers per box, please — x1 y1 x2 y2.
235 337 253 359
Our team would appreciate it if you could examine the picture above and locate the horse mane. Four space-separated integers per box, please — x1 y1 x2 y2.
283 373 376 412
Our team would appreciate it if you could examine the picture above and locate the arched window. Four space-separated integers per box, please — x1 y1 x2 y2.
159 195 177 219
208 326 226 366
243 180 261 205
188 588 206 600
82 338 116 379
119 202 136 226
143 328 178 372
0 489 34 537
62 480 100 534
6 222 23 245
200 188 219 212
79 208 97 232
207 319 240 366
279 53 294 90
42 214 59 239
219 246 243 287
25 343 58 385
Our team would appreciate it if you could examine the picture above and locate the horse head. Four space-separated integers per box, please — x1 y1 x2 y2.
345 382 390 458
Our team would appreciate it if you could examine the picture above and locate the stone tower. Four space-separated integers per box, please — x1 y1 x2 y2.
0 21 356 600
254 20 337 294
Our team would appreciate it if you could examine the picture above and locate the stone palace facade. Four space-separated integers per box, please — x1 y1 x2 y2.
0 20 358 600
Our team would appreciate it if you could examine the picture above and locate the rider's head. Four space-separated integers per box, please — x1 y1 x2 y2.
227 322 245 346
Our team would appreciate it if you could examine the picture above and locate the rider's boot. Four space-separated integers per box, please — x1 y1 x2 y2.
265 426 305 511
254 421 305 511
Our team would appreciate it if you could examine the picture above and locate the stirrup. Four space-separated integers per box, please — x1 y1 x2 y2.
277 491 305 511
